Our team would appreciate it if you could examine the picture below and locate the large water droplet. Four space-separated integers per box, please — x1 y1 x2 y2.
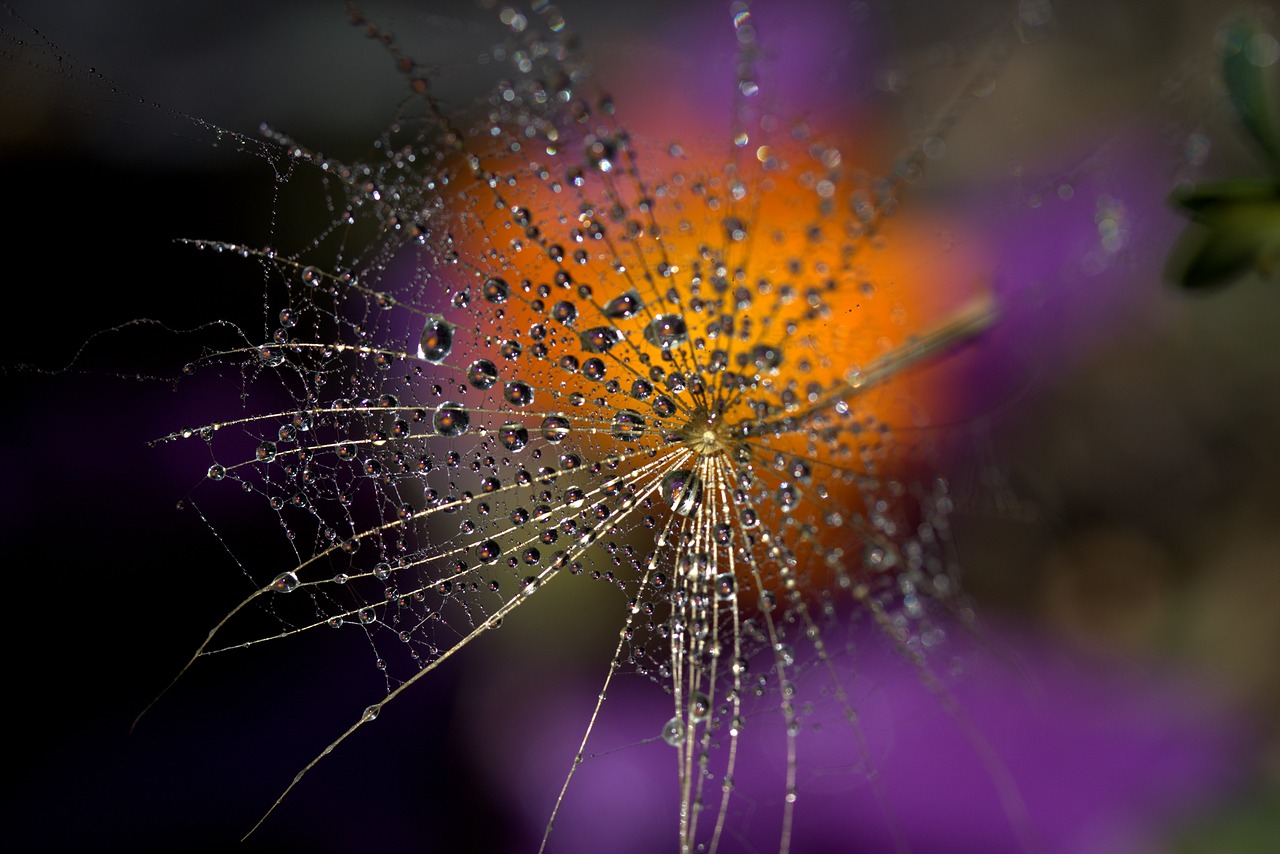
541 415 571 443
499 421 529 451
661 716 685 746
270 571 299 593
504 380 534 407
579 326 623 353
651 395 676 418
417 315 454 363
611 409 646 441
467 359 499 390
601 290 643 319
715 573 736 601
433 401 471 437
482 277 510 304
661 469 704 516
643 314 688 349
256 345 285 367
551 300 578 325
630 378 653 400
477 540 502 563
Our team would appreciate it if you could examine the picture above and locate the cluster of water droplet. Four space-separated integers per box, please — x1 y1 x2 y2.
163 3 978 850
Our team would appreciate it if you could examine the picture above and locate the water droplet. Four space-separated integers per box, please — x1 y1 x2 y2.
750 343 783 372
601 289 643 319
433 401 471 436
256 440 277 463
775 482 800 513
715 573 736 601
207 464 226 481
477 540 502 563
661 470 704 516
482 276 510 303
270 571 299 593
256 345 285 367
467 359 499 390
417 315 454 363
690 691 711 722
503 380 534 407
540 415 571 443
579 326 623 353
651 395 676 417
500 339 523 361
661 716 685 746
584 135 617 171
499 421 529 451
611 409 645 441
551 300 578 325
643 314 688 350
362 703 381 722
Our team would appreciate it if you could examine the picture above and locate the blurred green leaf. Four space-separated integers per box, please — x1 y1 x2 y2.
1171 179 1280 217
1166 18 1280 290
1166 194 1280 288
1221 16 1280 168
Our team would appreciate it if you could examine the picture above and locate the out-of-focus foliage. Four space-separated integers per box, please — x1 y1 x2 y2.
1168 16 1280 289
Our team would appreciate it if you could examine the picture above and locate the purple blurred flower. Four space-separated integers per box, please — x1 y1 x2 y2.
470 619 1253 854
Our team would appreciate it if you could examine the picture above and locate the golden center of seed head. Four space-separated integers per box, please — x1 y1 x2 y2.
680 404 736 458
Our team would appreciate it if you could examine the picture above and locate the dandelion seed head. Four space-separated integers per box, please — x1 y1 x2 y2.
136 1 1000 849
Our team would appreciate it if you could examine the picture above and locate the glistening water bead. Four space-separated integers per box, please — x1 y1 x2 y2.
661 470 705 517
643 314 689 350
417 315 454 363
467 359 499 390
432 402 469 437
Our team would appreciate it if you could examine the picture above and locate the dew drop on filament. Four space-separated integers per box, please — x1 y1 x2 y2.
417 315 454 363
